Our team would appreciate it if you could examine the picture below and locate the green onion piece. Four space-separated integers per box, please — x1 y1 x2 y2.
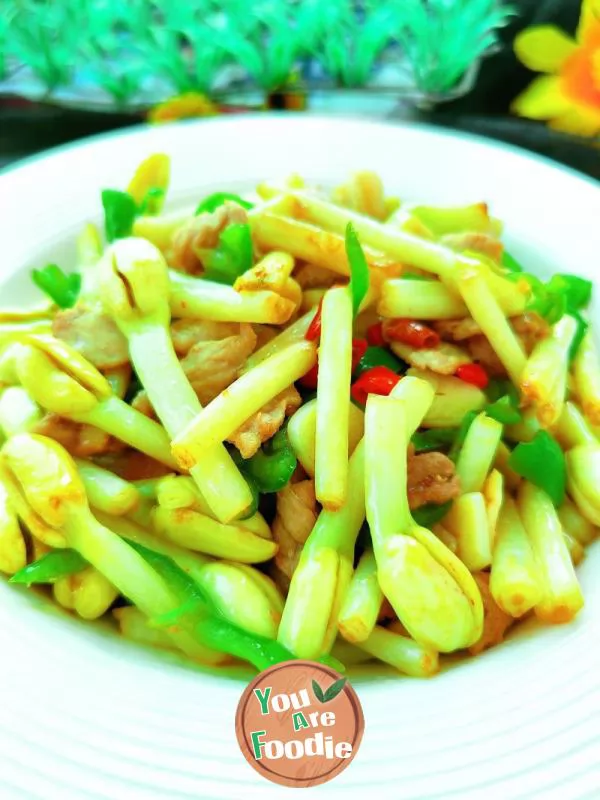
354 346 405 377
102 189 138 242
203 223 254 285
501 251 524 273
127 538 296 670
508 430 566 507
10 548 88 585
485 395 522 425
31 265 81 309
412 500 453 528
345 222 370 317
448 410 479 462
195 192 254 214
138 187 166 216
411 427 456 453
568 311 589 363
241 428 297 494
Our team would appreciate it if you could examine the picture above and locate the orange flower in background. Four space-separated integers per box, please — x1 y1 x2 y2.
148 92 218 124
512 0 600 136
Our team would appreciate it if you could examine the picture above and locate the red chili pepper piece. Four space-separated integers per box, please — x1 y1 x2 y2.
299 362 319 390
351 366 401 406
384 318 440 349
366 322 385 347
455 363 489 389
351 338 368 372
305 301 323 342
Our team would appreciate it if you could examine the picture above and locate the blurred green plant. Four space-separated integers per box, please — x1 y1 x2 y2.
0 0 515 102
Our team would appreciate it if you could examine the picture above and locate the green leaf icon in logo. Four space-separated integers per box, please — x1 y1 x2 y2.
312 677 347 703
312 679 325 703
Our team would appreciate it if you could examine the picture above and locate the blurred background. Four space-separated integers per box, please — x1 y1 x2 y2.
0 0 598 179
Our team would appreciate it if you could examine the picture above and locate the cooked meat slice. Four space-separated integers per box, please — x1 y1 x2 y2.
131 390 155 419
407 451 461 509
467 335 507 377
52 306 129 369
512 312 550 353
228 386 302 459
170 319 243 356
469 572 514 656
441 232 503 262
170 201 248 273
272 479 318 579
95 451 171 481
32 413 115 458
433 318 484 341
294 263 340 290
180 323 257 405
390 340 471 375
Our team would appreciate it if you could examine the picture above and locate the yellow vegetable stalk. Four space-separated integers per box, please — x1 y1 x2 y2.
0 475 26 575
565 445 600 525
493 442 521 491
505 407 540 443
378 278 468 320
315 286 353 510
0 386 42 436
0 434 224 664
562 532 585 566
281 191 525 314
572 331 600 426
97 513 283 639
14 336 178 469
558 496 598 546
287 397 365 478
98 237 253 522
365 393 483 651
243 310 314 371
172 341 316 465
169 269 296 324
277 441 366 659
456 264 527 385
444 492 492 571
114 605 175 651
337 549 383 644
490 496 543 618
518 482 584 623
234 251 301 307
74 459 140 516
553 401 598 450
407 202 502 236
357 626 439 677
521 315 577 427
455 412 503 493
152 505 277 564
406 368 486 427
482 469 504 545
133 208 195 252
154 474 271 539
53 567 119 620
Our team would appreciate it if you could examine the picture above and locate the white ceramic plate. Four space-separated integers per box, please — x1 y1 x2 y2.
1 116 599 800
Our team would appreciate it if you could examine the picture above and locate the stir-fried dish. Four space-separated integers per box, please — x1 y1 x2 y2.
0 154 597 677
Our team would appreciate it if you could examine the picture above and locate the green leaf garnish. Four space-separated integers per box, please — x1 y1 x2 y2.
345 222 370 317
138 187 166 216
195 192 254 215
507 430 566 507
568 311 589 363
203 223 254 285
323 677 347 702
354 346 405 377
101 189 138 242
31 264 81 309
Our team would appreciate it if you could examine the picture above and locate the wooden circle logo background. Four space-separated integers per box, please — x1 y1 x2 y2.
235 660 364 788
